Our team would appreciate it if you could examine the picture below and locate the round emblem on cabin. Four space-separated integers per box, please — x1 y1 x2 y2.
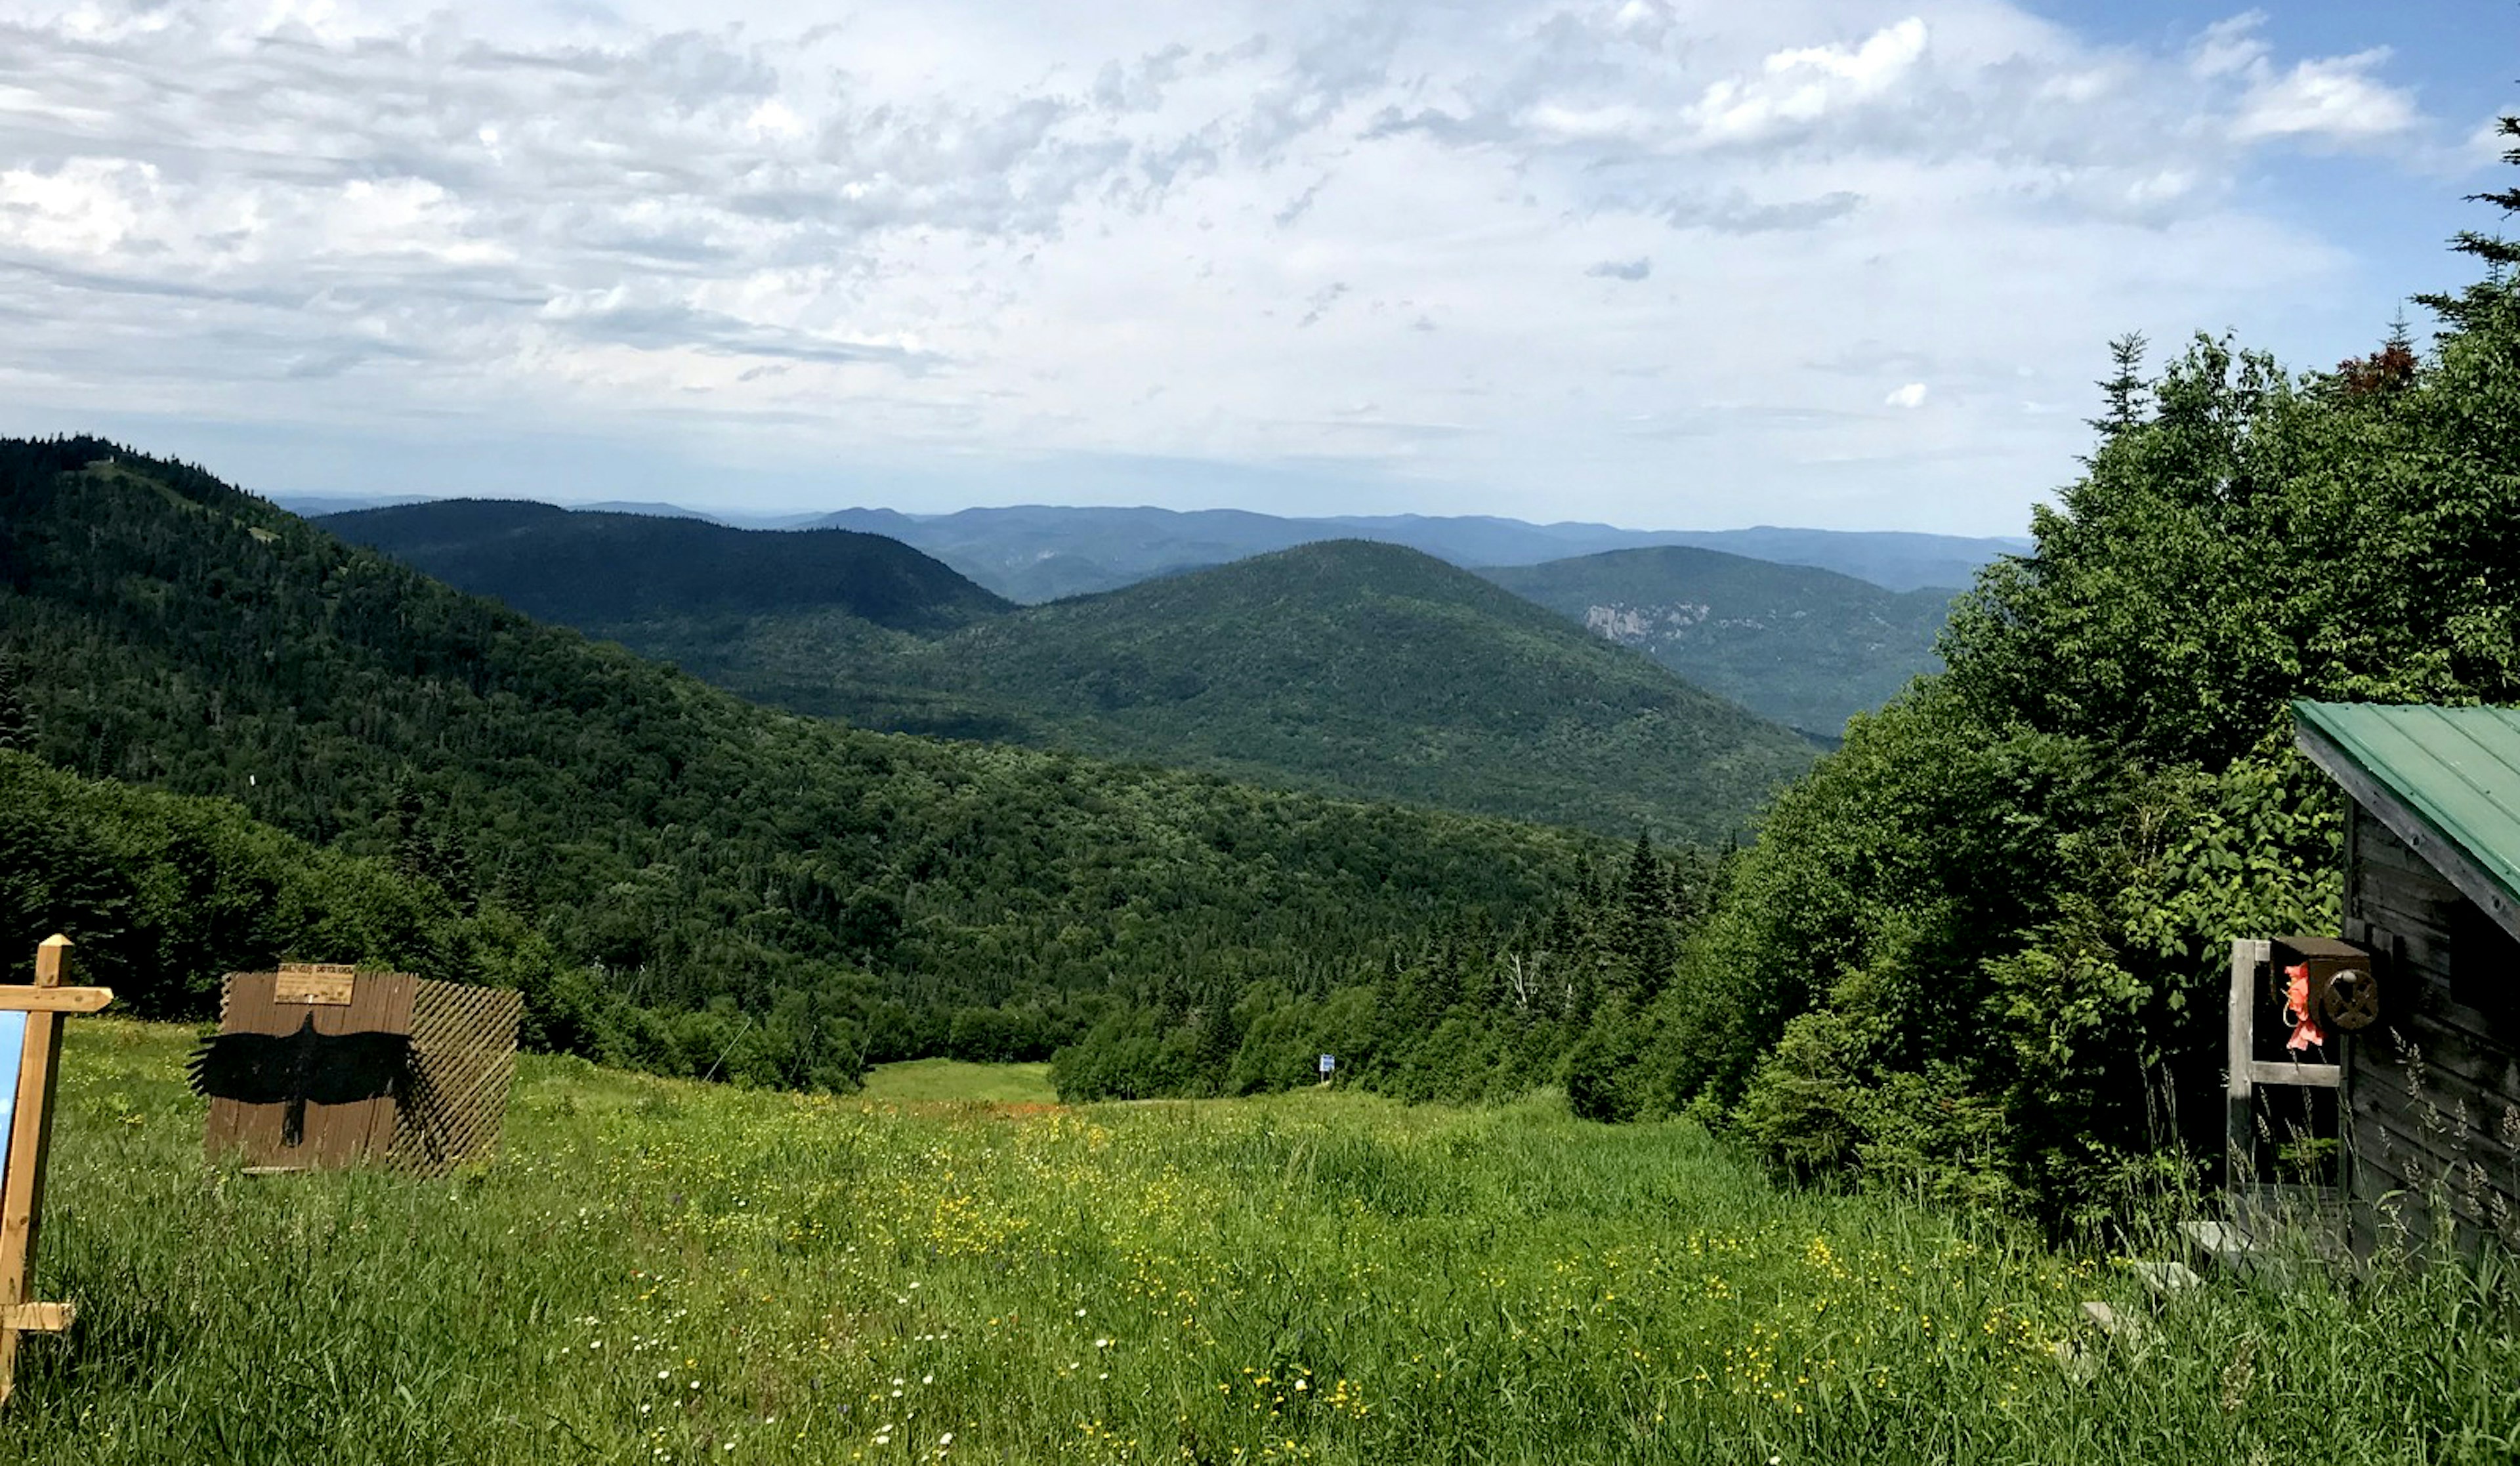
2321 967 2380 1030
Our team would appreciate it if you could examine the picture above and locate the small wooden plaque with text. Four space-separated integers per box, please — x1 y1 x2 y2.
274 963 356 1006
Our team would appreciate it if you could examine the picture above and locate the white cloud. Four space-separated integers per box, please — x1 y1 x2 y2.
2233 50 2420 144
0 0 2456 530
1686 17 1929 145
2189 12 2269 81
0 157 152 255
1884 382 1928 409
2192 14 2420 149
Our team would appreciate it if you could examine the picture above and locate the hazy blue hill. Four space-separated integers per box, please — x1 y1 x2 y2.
811 503 2021 600
923 540 1818 840
326 498 1011 633
816 504 1324 602
1481 547 1953 738
270 492 439 516
1648 528 2015 595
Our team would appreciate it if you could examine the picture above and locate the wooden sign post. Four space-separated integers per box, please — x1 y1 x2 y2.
0 936 113 1406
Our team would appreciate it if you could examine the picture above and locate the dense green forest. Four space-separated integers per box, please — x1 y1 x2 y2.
0 751 467 1018
1481 545 1952 738
0 442 1624 1084
329 511 1816 840
1052 831 1717 1108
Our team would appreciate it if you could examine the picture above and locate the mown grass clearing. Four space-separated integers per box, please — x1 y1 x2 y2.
859 1059 1057 1106
8 1020 2517 1463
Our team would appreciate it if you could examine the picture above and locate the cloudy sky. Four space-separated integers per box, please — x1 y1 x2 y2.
0 0 2506 532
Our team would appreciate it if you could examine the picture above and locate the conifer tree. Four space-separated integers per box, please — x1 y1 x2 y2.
2090 332 2150 438
2418 113 2520 330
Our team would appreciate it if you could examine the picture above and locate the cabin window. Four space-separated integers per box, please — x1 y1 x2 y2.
2451 897 2520 1023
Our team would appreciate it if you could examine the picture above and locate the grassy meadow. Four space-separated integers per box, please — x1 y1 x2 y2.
7 1021 2518 1463
859 1060 1058 1106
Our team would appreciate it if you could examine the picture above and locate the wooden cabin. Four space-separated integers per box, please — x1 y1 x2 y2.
2278 701 2520 1255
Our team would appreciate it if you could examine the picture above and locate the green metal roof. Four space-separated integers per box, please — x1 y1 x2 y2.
2293 700 2520 919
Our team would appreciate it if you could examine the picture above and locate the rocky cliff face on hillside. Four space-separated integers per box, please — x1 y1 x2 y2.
1482 547 1954 739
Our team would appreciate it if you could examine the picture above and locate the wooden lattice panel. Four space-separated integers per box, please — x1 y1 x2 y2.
388 980 524 1177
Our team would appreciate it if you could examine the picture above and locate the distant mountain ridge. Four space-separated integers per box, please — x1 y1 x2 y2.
286 492 2023 598
812 505 2023 599
274 492 822 531
327 499 1818 840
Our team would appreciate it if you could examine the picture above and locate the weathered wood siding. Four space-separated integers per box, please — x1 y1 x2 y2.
2341 797 2520 1253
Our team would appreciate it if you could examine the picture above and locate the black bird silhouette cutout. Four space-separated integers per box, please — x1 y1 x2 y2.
186 1015 413 1147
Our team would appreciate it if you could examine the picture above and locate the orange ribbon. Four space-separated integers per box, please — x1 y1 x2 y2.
2282 962 2327 1051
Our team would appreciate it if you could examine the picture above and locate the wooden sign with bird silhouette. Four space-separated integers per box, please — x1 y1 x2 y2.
196 966 419 1171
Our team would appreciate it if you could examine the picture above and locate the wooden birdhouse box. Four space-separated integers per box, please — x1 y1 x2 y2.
2267 935 2384 1037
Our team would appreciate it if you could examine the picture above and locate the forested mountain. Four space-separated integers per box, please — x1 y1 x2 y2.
910 541 1815 841
1481 547 1952 738
324 499 1032 746
814 504 2020 601
0 438 1609 1085
274 492 826 530
324 499 1008 632
328 504 1816 839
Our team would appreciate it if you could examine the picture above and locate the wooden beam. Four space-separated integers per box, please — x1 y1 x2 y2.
0 988 113 1015
2227 938 2269 1191
0 1303 70 1333
2240 1058 2341 1089
2297 721 2520 946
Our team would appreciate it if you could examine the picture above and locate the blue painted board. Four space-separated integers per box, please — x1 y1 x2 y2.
0 1011 22 1179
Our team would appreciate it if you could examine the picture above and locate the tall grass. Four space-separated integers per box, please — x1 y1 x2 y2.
5 1021 2515 1463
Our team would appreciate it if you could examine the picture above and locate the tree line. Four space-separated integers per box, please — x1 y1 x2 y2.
1051 832 1717 1113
